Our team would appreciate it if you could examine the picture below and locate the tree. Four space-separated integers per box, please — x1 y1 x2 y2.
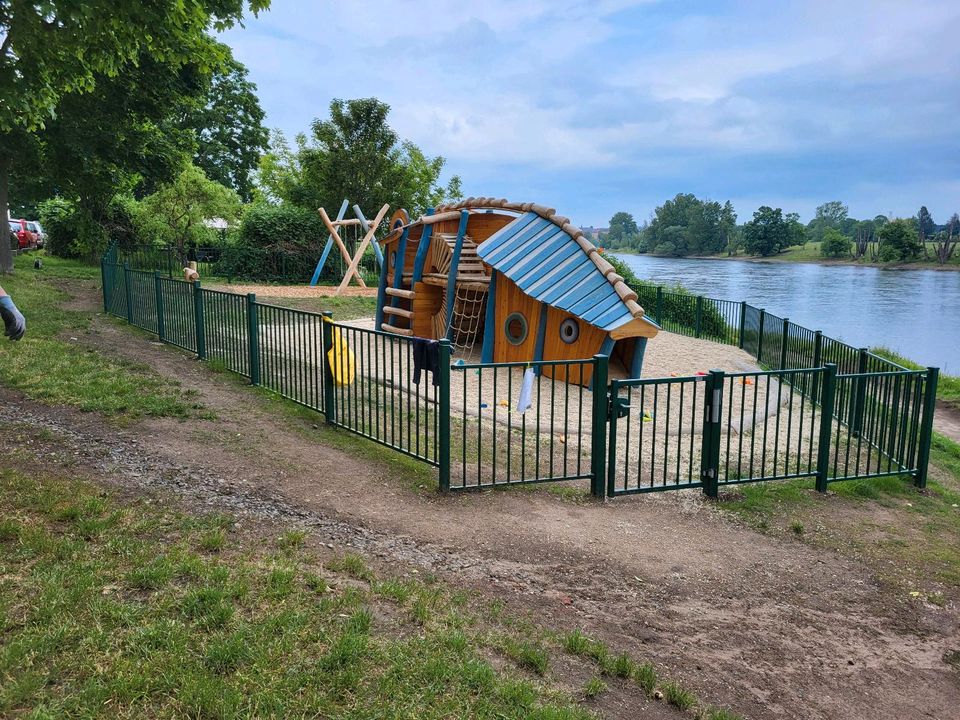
645 193 733 256
292 98 460 217
137 165 240 256
820 228 852 258
605 212 639 249
806 200 848 243
742 206 788 256
785 212 806 247
0 0 267 272
254 130 307 204
184 49 268 201
853 219 875 259
877 219 922 262
932 213 959 265
917 206 935 240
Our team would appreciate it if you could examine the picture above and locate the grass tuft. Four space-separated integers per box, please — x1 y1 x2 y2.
634 661 658 695
500 637 550 676
582 676 607 698
661 681 697 711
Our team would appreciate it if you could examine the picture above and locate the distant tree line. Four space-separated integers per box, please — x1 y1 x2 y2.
597 196 958 265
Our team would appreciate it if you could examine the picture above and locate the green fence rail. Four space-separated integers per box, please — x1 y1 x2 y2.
102 258 938 500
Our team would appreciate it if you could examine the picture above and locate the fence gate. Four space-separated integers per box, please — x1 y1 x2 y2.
606 374 713 496
445 356 606 491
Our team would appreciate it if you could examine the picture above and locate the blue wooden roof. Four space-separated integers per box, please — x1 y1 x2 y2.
477 212 641 331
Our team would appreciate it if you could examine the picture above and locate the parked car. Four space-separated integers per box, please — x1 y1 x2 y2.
9 219 39 249
31 221 45 248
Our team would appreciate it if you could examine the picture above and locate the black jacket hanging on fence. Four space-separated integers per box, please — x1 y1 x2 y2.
412 338 440 387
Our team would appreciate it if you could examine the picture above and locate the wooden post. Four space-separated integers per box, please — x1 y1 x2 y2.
335 203 389 295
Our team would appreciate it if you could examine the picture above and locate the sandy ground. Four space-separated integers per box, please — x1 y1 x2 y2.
209 282 378 298
7 280 959 720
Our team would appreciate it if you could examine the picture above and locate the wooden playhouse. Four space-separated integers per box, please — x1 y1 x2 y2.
374 198 659 384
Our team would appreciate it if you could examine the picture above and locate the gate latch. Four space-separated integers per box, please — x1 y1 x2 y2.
609 395 631 419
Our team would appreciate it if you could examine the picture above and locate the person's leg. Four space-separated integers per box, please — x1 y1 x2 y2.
0 285 25 340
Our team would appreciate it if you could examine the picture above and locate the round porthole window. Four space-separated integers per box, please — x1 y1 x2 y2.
504 312 528 346
559 318 580 344
390 250 397 268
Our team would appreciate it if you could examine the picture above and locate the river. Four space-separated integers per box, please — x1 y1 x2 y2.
613 253 960 374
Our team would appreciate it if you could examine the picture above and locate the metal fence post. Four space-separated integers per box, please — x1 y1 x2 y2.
851 348 868 436
738 301 747 349
605 379 622 497
695 296 703 338
123 262 133 324
154 271 165 342
320 311 335 423
193 280 206 359
914 367 939 489
811 330 823 398
700 369 724 497
757 309 766 364
655 286 663 325
590 354 609 499
100 259 108 311
438 339 452 492
779 318 790 370
246 293 260 386
816 364 838 492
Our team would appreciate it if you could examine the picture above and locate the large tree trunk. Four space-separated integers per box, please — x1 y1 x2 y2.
0 154 12 273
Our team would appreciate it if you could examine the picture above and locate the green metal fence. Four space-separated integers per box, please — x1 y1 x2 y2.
102 258 939 500
448 358 600 490
114 243 381 286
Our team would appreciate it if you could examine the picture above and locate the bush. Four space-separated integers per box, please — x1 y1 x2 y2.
237 204 324 252
39 196 143 260
819 228 851 258
877 219 922 262
217 204 326 281
38 198 104 260
605 253 728 338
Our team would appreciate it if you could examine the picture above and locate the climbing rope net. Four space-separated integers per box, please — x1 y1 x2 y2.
448 284 488 353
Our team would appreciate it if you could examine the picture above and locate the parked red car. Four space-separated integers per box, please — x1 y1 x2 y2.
9 219 40 249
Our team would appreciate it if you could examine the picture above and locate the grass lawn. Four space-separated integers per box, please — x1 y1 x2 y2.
768 241 960 268
0 464 742 719
257 293 377 320
0 252 205 420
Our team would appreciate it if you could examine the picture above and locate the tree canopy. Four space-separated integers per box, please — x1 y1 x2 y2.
184 49 268 202
265 98 461 217
0 0 268 271
742 206 788 256
137 165 241 254
603 212 640 249
642 194 736 256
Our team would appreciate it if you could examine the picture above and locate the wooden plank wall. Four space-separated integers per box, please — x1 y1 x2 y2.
493 275 543 364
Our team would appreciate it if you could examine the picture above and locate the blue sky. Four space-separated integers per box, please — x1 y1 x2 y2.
221 1 960 226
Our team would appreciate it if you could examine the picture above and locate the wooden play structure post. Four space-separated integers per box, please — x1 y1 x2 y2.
310 199 389 296
335 203 390 294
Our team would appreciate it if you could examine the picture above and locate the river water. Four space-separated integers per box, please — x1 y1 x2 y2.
614 254 960 373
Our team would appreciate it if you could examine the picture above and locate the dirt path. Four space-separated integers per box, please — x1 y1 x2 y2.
6 285 960 719
935 401 960 444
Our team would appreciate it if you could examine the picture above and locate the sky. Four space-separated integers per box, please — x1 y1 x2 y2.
221 0 960 227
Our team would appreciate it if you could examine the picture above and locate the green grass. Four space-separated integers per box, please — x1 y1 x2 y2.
750 241 960 269
0 466 602 719
256 294 377 321
0 253 204 420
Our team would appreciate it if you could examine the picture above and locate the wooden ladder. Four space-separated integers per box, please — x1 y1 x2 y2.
381 286 415 336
